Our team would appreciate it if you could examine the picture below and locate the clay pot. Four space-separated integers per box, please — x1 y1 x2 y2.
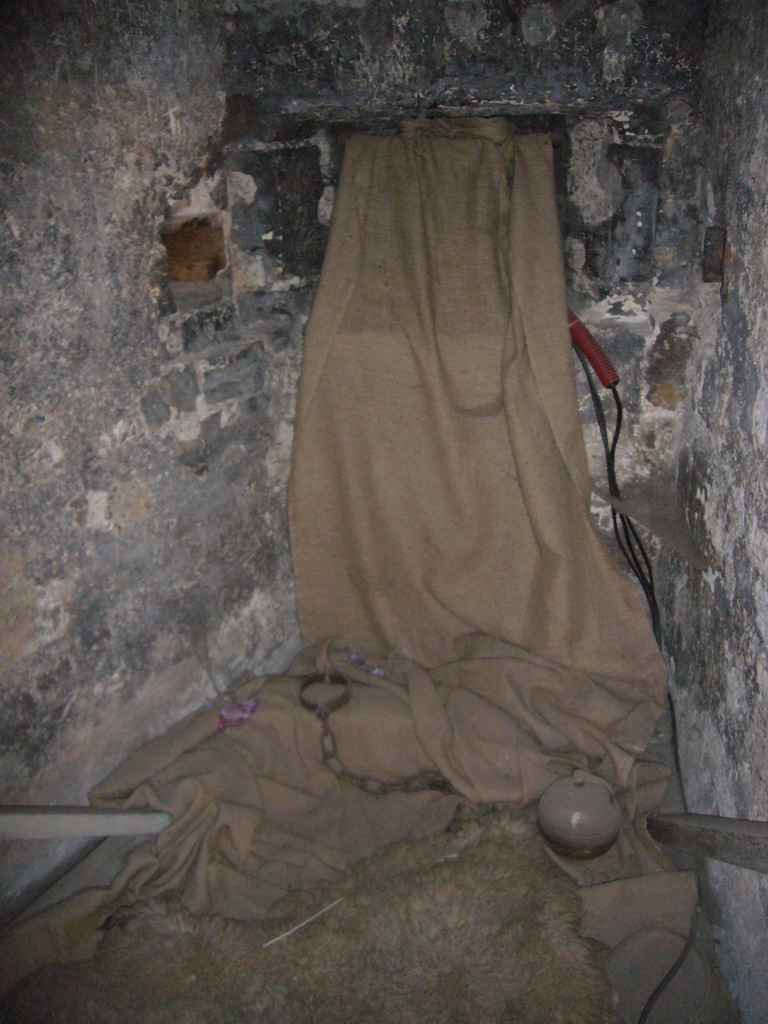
536 769 622 858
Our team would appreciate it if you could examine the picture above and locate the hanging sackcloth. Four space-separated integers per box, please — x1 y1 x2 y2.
288 116 666 716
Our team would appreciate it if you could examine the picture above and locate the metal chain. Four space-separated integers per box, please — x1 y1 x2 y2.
300 672 454 796
317 707 453 795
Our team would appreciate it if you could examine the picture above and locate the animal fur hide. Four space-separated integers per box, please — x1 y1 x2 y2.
1 808 622 1024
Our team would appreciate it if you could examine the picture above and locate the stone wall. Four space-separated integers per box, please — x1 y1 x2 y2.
0 0 303 915
662 2 768 1020
0 0 717 969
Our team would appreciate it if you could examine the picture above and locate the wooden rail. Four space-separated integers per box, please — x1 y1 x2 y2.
0 806 170 840
648 813 768 874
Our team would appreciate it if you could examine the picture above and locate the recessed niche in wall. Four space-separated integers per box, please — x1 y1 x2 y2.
160 215 227 313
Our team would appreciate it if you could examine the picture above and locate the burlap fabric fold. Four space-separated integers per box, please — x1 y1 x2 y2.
0 638 669 996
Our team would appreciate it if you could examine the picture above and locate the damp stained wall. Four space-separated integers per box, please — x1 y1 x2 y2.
662 3 768 1020
0 0 304 916
4 1 765 1019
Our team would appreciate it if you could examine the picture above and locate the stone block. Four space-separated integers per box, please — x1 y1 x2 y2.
141 388 171 427
596 0 643 44
585 142 661 284
230 145 327 278
646 315 695 396
444 0 488 47
179 300 240 354
521 2 557 46
157 366 199 413
203 342 265 405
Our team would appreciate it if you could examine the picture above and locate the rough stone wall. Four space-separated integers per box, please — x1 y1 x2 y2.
222 0 697 118
662 3 768 1020
564 97 704 559
0 0 302 915
0 0 711 944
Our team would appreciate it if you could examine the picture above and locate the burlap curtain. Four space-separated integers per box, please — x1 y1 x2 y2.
289 117 666 695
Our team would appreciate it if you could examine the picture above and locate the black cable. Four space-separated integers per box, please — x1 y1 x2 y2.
574 349 646 581
604 386 654 592
637 908 700 1024
573 347 660 641
576 343 694 1023
576 344 683 794
608 387 660 631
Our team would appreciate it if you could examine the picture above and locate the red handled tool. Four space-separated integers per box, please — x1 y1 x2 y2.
568 309 620 388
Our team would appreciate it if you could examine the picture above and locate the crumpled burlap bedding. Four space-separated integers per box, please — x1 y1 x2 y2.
1 811 630 1024
0 118 673 997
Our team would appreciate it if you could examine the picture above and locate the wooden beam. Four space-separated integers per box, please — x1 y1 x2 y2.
648 813 768 874
0 806 170 840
